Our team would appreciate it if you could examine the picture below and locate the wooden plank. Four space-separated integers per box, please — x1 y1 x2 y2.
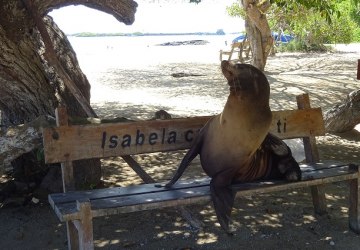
270 108 324 139
43 108 324 163
54 172 358 222
48 162 350 205
49 177 211 205
49 163 358 222
43 116 209 163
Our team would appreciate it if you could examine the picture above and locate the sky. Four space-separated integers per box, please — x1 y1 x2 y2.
49 0 244 34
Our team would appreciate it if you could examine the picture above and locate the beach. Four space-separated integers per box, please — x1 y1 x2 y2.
1 36 360 249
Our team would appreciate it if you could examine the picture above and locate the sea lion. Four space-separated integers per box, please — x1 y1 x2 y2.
164 61 301 233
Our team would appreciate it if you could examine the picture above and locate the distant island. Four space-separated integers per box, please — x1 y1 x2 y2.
68 29 240 37
156 40 209 46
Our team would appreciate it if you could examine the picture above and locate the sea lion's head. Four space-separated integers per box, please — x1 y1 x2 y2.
221 61 270 102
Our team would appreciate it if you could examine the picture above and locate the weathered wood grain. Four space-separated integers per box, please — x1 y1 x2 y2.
49 163 358 223
43 108 324 163
297 94 327 215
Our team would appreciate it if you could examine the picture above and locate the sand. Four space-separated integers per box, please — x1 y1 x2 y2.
1 46 360 249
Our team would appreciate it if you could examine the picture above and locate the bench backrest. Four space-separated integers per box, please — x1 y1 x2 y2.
43 100 324 164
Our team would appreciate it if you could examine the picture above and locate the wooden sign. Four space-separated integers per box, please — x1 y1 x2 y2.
43 108 325 163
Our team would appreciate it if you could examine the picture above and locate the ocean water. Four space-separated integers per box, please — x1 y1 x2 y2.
69 35 233 67
69 35 235 119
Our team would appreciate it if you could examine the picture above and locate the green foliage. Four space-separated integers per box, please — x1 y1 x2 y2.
277 40 330 53
353 28 360 42
227 2 245 18
227 0 360 51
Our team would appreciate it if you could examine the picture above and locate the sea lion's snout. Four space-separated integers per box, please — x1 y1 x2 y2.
221 61 270 100
221 61 258 82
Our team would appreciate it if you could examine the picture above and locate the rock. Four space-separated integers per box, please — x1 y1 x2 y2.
31 197 40 204
171 73 205 78
156 40 209 46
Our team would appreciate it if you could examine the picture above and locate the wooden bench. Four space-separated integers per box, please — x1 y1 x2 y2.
44 93 360 249
219 40 251 63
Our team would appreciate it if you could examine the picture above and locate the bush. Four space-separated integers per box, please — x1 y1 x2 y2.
277 40 330 52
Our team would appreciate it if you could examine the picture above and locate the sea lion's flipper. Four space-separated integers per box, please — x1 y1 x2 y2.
264 133 302 181
210 169 236 234
263 133 289 156
164 125 207 187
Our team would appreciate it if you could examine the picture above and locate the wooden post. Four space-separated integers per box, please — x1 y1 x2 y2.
228 45 235 61
357 59 360 80
66 222 79 250
122 155 155 183
75 199 94 250
55 107 75 192
349 164 360 234
296 94 327 215
55 107 79 249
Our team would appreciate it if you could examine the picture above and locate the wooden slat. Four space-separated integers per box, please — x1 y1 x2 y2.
43 108 324 163
49 162 358 222
54 172 358 222
297 94 327 215
49 178 211 205
48 162 350 205
270 108 324 139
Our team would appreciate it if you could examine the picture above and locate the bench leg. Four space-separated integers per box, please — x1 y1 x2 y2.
76 199 94 250
311 185 327 215
349 165 360 234
66 199 94 250
66 221 79 249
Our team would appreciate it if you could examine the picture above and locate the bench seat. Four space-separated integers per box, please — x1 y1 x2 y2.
49 162 359 223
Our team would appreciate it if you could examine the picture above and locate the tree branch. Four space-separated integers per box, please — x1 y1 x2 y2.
324 90 360 133
22 0 98 118
35 0 138 25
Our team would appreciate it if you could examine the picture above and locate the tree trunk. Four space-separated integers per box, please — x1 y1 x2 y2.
0 0 137 190
241 0 273 71
324 90 360 133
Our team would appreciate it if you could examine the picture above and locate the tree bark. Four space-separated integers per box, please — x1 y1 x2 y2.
0 116 55 173
324 90 360 133
0 0 137 189
241 0 273 71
